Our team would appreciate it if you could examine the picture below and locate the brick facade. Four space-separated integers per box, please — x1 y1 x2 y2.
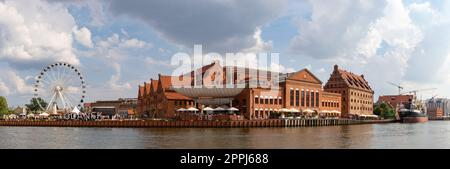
324 65 374 117
377 95 413 111
138 62 344 120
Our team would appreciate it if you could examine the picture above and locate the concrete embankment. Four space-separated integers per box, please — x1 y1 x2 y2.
0 119 395 128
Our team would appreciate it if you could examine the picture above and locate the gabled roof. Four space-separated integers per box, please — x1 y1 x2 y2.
285 69 322 84
144 82 151 96
334 65 373 92
159 75 173 91
138 85 144 98
150 79 159 95
164 92 192 100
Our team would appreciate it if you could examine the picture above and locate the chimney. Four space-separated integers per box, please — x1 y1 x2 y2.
334 65 338 71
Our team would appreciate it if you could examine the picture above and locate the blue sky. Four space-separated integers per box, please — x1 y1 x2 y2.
1 0 450 106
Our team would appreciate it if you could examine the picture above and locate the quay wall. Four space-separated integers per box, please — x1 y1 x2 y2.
429 117 450 121
0 119 395 128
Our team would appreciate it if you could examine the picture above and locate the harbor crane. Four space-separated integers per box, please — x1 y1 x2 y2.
401 88 437 110
401 88 437 96
387 81 404 95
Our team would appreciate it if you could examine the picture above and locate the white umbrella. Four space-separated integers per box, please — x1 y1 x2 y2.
186 107 199 111
290 108 300 113
227 107 239 111
303 109 314 113
214 107 226 111
331 110 341 114
27 114 35 118
279 108 291 112
203 107 214 111
177 108 187 112
39 112 49 117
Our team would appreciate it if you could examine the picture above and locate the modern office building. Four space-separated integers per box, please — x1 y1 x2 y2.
426 98 450 118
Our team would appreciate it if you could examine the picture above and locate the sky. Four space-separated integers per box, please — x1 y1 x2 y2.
1 0 450 106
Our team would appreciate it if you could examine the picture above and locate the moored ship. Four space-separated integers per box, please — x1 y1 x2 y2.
399 108 428 123
398 102 428 123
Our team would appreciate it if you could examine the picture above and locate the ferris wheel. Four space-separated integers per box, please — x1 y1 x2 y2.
34 62 86 113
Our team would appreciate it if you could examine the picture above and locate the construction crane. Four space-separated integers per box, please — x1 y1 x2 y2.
401 88 437 96
387 81 404 95
401 88 437 110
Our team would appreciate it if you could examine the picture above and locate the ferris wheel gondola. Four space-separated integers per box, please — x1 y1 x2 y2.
33 62 86 113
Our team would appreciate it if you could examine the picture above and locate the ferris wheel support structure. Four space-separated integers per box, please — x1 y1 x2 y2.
34 62 86 113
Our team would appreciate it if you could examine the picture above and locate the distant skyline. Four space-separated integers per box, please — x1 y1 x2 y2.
1 0 450 106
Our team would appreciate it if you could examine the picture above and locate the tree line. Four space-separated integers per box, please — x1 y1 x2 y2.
0 96 48 116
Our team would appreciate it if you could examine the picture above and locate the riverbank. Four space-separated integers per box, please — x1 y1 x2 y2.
0 119 395 128
429 117 450 121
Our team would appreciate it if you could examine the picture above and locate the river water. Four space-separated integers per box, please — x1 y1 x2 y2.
1 121 450 149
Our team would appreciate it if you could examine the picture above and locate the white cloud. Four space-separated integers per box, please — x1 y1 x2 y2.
145 57 172 67
0 81 10 96
317 68 326 73
108 0 287 53
80 33 152 60
97 34 151 49
108 63 131 91
119 38 153 49
0 0 80 68
269 63 295 73
73 26 94 48
0 68 33 96
241 28 273 54
7 70 33 94
290 0 387 60
288 0 437 98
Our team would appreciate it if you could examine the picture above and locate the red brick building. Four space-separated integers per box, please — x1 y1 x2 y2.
137 62 342 120
377 95 413 111
324 65 374 118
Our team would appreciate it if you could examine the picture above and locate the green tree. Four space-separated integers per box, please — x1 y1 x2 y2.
0 96 9 115
25 98 48 112
374 102 396 119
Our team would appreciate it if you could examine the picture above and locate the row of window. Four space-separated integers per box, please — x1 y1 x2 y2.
174 100 194 106
351 91 371 98
350 106 372 111
327 83 345 88
350 99 372 105
255 97 282 105
327 90 345 95
322 101 339 108
290 89 319 108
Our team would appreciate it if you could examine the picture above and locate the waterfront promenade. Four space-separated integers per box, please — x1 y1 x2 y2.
0 119 394 128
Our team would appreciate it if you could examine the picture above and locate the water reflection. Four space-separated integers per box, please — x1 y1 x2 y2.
1 121 450 149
